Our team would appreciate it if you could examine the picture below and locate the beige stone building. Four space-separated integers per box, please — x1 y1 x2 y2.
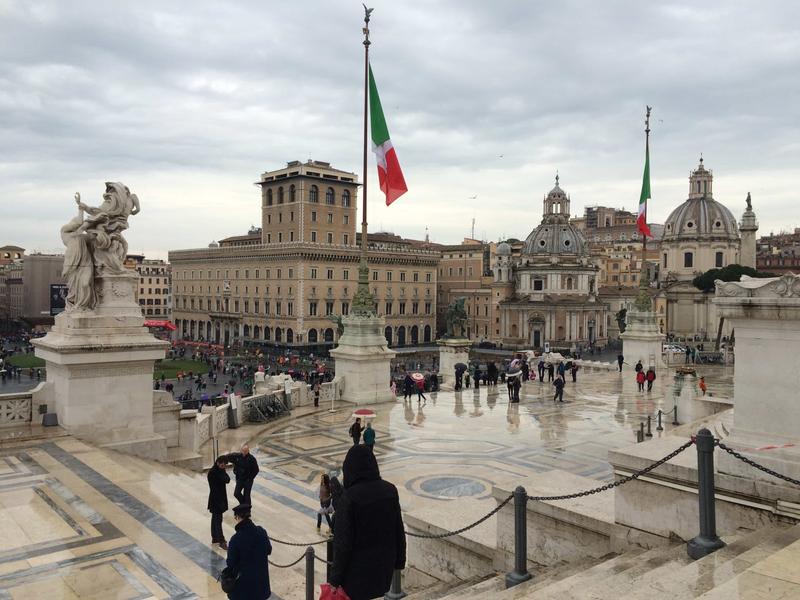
125 256 172 319
0 251 65 328
169 160 439 349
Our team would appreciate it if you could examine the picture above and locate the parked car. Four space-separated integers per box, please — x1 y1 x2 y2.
662 343 685 354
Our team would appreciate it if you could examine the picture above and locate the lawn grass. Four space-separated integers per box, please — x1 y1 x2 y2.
154 359 208 380
5 354 45 369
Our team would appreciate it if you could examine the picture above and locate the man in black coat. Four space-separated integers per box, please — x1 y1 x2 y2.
226 504 272 600
329 445 406 600
207 457 230 549
221 444 259 506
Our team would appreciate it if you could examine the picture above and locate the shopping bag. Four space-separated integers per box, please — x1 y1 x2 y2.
319 582 351 600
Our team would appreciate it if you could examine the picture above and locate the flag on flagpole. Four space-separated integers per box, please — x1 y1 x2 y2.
637 140 653 238
369 65 407 206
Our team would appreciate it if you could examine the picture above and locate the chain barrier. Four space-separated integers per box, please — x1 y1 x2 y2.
717 441 800 487
270 535 329 547
404 492 514 539
314 554 333 565
268 551 307 569
527 439 695 501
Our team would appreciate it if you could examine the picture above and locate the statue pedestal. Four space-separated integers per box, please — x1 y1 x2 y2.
437 338 471 390
714 276 800 482
620 309 664 369
330 314 396 405
32 273 169 460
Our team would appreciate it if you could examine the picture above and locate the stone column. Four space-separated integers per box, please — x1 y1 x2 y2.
714 274 800 481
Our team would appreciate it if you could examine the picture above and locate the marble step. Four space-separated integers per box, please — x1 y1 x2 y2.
618 525 790 599
521 544 669 600
406 575 495 600
496 556 615 600
694 536 800 598
434 574 506 600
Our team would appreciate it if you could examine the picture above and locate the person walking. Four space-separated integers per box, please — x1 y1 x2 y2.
636 370 646 392
635 360 643 377
225 504 272 600
363 422 376 452
537 358 545 381
317 473 334 531
570 363 579 383
329 474 344 529
547 362 555 382
553 375 565 403
328 445 406 600
557 361 566 381
617 353 624 372
685 346 691 364
221 444 260 506
313 380 321 407
646 367 656 391
512 375 521 403
402 373 414 400
699 376 707 396
415 377 427 403
207 457 230 549
349 418 363 446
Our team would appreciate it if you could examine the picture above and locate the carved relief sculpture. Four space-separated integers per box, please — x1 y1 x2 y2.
60 183 140 311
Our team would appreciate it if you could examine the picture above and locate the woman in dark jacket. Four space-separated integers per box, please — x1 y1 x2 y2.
207 457 230 549
226 504 272 600
329 445 406 600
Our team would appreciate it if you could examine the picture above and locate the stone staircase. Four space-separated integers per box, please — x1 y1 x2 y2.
405 524 800 599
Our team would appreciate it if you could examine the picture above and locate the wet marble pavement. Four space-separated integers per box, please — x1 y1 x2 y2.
0 365 735 599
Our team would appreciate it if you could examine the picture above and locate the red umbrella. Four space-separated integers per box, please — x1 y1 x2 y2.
410 372 425 382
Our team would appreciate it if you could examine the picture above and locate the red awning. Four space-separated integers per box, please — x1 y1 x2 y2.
144 320 177 331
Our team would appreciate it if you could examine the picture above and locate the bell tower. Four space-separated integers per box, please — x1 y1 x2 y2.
688 156 713 199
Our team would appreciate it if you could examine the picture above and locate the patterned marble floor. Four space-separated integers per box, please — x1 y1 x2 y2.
0 365 734 599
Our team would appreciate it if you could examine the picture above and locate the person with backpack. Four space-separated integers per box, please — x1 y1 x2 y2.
415 377 427 404
646 367 656 391
636 369 646 392
363 422 376 452
349 418 363 446
553 375 565 403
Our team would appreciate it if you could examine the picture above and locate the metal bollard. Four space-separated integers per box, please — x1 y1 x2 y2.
326 536 334 583
636 427 644 443
384 569 406 600
687 428 726 559
305 546 314 600
672 405 679 426
505 486 533 588
656 410 664 432
646 415 653 437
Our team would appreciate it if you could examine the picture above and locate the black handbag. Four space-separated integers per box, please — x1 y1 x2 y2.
218 566 239 593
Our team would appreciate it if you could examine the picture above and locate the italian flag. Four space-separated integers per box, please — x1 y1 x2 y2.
637 140 653 238
369 65 408 205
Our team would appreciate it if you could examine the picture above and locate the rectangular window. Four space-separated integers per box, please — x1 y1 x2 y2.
387 272 393 282
400 272 406 282
309 301 318 316
327 268 334 279
663 254 667 268
426 273 432 283
311 211 317 222
533 279 544 291
327 232 333 244
276 302 281 316
277 269 282 279
254 300 260 313
290 231 295 241
311 231 317 242
343 234 349 245
412 301 419 315
244 300 249 313
311 268 318 279
343 270 349 280
372 271 378 281
245 269 249 278
327 213 333 224
255 269 260 279
287 302 293 316
413 272 419 282
288 268 293 279
342 302 350 316
715 251 724 268
265 301 270 315
385 302 393 315
278 232 282 242
326 301 334 315
266 269 271 279
343 215 349 225
684 252 694 268
425 302 432 315
234 300 239 312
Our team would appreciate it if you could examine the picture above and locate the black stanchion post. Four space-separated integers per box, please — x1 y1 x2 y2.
687 428 726 559
656 410 664 432
672 406 679 426
505 486 532 588
384 569 406 600
646 415 653 437
305 546 314 600
326 537 334 583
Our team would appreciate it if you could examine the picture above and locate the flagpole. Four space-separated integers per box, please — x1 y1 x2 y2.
635 106 652 312
353 5 376 316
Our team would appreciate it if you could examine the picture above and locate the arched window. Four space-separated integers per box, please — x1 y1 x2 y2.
277 187 284 204
566 277 573 290
243 324 250 338
275 327 282 342
342 189 351 207
309 185 319 203
324 328 334 343
266 189 273 206
397 326 406 346
286 328 294 344
326 187 335 205
253 325 260 339
289 184 296 202
308 329 318 343
384 326 393 346
423 325 432 343
410 325 419 345
264 326 271 341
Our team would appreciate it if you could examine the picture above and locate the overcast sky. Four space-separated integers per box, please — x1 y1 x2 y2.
1 0 798 258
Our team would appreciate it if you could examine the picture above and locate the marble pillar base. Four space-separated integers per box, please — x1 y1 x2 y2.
620 309 665 369
32 273 170 461
436 338 470 390
330 314 396 405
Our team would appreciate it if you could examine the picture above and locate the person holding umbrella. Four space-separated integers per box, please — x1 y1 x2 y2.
454 363 467 391
411 372 427 404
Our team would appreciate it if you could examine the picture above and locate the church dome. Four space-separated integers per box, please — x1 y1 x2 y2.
497 241 511 256
522 175 588 256
662 159 739 242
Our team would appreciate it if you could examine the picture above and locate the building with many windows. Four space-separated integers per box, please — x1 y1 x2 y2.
125 256 172 320
169 161 439 349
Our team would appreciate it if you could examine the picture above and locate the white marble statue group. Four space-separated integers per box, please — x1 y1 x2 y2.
60 183 140 311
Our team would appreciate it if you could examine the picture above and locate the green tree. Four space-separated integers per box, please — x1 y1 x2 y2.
692 264 775 293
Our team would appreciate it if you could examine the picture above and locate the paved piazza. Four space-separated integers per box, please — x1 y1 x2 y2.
0 365 733 599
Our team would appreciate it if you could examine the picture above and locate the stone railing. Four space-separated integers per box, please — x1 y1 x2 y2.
0 390 33 427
